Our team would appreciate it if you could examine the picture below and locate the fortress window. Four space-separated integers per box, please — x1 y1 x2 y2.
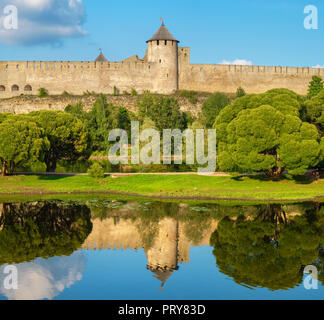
11 85 19 92
0 85 5 91
159 59 162 63
24 85 32 92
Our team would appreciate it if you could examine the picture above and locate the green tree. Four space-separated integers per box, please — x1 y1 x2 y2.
236 87 246 98
303 90 324 136
88 95 133 152
65 102 89 122
308 76 324 98
0 118 49 175
202 92 229 128
137 93 187 133
215 89 321 176
30 110 89 172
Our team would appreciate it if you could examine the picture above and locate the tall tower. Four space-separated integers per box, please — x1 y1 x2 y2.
146 20 179 94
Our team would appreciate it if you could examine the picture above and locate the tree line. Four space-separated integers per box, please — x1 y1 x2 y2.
0 76 323 177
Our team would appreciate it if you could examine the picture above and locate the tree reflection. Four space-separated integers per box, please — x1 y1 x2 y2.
0 201 92 265
210 203 324 291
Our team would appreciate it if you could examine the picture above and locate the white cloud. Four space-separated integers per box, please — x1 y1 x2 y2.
220 59 253 65
0 0 87 46
312 64 324 68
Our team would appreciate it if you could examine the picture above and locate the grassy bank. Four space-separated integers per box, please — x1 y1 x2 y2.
0 174 323 202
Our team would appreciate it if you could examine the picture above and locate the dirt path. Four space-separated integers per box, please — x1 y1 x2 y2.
14 172 231 177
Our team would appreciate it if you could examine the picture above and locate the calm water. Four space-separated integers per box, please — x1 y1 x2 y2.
0 200 323 300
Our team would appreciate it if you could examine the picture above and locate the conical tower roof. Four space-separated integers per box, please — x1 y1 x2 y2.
151 269 175 290
147 21 179 43
94 50 108 62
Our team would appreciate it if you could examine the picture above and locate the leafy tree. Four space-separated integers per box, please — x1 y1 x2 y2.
65 102 89 122
117 106 132 134
215 89 321 176
236 87 246 98
202 92 229 128
303 90 324 136
0 118 49 175
137 93 187 133
88 95 133 152
30 110 89 172
308 76 324 98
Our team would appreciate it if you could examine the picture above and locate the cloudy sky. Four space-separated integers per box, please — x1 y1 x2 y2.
0 0 323 67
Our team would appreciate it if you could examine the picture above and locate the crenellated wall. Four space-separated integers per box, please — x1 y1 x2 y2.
0 44 322 100
0 58 158 98
178 47 324 95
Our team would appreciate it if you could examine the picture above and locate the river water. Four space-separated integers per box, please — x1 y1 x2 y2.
0 199 323 300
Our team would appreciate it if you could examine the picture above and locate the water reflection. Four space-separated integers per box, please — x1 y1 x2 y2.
210 203 324 290
0 252 85 300
0 200 323 299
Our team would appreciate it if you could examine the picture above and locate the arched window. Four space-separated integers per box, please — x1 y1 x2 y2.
0 85 5 91
24 85 32 92
11 85 19 92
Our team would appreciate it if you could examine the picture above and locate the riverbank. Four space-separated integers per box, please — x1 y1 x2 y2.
0 174 323 202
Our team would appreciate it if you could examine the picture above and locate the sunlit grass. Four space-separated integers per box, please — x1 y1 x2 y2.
0 174 323 201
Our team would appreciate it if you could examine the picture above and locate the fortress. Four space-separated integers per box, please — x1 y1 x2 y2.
0 21 324 98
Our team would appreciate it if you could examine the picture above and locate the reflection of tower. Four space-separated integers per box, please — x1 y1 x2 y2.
145 218 179 290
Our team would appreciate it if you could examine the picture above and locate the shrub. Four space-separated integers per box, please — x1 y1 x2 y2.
87 163 105 179
236 87 246 98
179 90 198 104
131 88 138 96
113 86 119 96
38 88 49 98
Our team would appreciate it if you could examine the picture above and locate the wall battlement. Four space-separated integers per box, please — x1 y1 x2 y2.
0 23 321 100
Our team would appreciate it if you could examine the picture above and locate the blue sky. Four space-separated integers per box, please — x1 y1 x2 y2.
0 0 323 67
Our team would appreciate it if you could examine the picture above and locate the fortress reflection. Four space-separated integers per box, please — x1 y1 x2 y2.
83 215 218 288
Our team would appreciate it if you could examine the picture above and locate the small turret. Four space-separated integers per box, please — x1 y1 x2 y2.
146 20 179 93
94 49 108 63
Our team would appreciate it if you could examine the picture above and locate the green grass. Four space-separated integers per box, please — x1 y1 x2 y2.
0 174 323 202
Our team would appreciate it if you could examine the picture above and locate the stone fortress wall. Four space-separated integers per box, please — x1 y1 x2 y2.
0 22 323 101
